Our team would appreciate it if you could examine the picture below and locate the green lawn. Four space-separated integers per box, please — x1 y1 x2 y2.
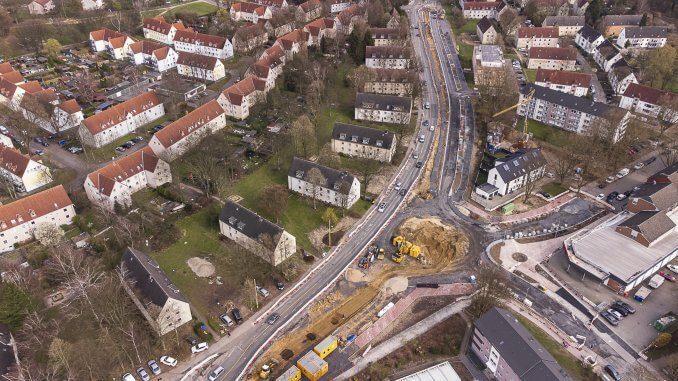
515 314 600 381
165 1 218 17
524 69 537 83
455 19 479 35
541 182 567 196
141 8 165 18
524 118 571 148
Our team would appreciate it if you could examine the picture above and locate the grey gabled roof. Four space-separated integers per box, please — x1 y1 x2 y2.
332 123 395 150
493 148 547 183
623 26 668 39
576 25 602 42
522 83 613 117
618 211 675 244
475 308 572 381
543 15 585 27
596 40 621 60
121 247 188 307
631 182 677 211
602 14 643 26
219 201 283 241
477 16 494 34
288 157 356 194
355 92 412 112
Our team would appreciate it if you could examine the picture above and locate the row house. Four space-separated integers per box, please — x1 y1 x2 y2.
51 100 85 133
219 201 297 266
0 185 75 253
534 68 591 97
476 17 498 44
265 16 296 37
527 0 569 17
304 18 337 46
362 68 414 96
247 45 286 91
573 0 589 15
230 2 273 23
233 24 269 53
619 84 678 124
0 78 24 110
331 123 397 163
89 28 135 60
519 83 630 142
462 1 506 21
515 27 559 50
574 25 604 55
149 100 227 161
601 14 643 37
287 157 361 209
542 15 585 37
475 149 546 199
296 0 322 22
0 145 52 193
335 4 366 34
79 91 165 148
0 63 24 85
84 147 171 210
217 76 268 120
527 46 577 70
22 96 84 134
329 0 351 13
176 52 226 82
173 30 234 60
142 17 191 45
593 40 622 72
370 28 404 47
28 0 55 14
365 46 411 69
249 0 288 7
275 29 309 60
128 40 178 73
608 60 638 95
616 26 668 49
354 92 412 124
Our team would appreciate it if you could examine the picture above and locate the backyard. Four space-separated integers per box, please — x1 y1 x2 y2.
541 181 567 197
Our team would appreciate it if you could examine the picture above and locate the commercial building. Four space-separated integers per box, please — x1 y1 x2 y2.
331 123 397 162
354 93 412 124
287 157 361 209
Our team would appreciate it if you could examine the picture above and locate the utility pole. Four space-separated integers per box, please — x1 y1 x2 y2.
253 278 259 310
327 218 332 247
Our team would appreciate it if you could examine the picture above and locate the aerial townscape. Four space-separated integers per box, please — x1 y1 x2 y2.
0 0 676 379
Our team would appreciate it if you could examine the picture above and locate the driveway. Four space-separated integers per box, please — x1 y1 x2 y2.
576 52 606 103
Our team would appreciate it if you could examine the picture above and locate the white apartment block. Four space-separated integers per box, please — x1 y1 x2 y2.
0 185 75 253
128 41 178 73
355 93 412 124
331 123 397 163
143 17 190 45
616 26 668 49
593 40 622 72
475 149 547 199
619 84 678 124
330 0 351 13
81 0 104 10
370 28 403 47
89 28 135 60
365 46 411 69
217 76 268 120
363 68 414 95
176 52 226 82
574 25 604 54
230 1 273 23
462 1 506 20
534 69 591 97
542 16 585 37
28 0 54 14
173 30 234 61
287 157 361 209
0 145 52 193
608 62 638 95
527 47 577 70
515 27 559 50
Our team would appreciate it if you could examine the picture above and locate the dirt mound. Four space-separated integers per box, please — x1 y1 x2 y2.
346 268 369 283
396 217 469 268
187 257 215 277
382 276 408 295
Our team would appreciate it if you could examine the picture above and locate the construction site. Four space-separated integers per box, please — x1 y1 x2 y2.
249 216 473 380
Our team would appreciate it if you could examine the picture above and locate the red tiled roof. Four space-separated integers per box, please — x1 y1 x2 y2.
517 27 559 39
0 185 73 233
82 91 162 135
153 100 224 148
32 0 52 6
277 29 308 49
90 28 125 42
299 0 320 12
0 63 13 74
0 71 24 84
129 40 165 55
142 16 186 35
231 1 269 15
623 83 677 105
535 69 591 88
337 4 364 24
108 35 133 49
87 147 160 196
0 145 31 177
174 30 228 50
221 77 267 106
463 1 504 10
528 46 577 61
57 99 82 114
176 51 219 70
0 78 18 100
19 81 43 94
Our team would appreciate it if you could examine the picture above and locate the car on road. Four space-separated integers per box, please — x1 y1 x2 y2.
274 279 284 290
415 161 423 168
220 313 234 326
160 356 177 367
147 360 161 375
208 366 225 381
122 373 136 381
596 193 605 200
266 313 281 325
136 367 150 381
377 203 386 212
616 193 627 201
606 192 619 202
412 153 419 159
600 311 618 326
423 120 429 126
429 124 435 131
257 286 270 298
399 188 407 196
418 134 425 143
33 137 49 146
613 301 635 314
191 342 208 353
394 182 402 191
633 162 645 170
424 102 430 109
605 365 622 381
658 271 675 282
667 264 678 274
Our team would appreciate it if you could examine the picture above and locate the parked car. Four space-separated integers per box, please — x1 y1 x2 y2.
394 182 402 191
68 146 84 154
596 193 605 200
605 365 622 381
646 156 657 165
0 125 8 134
616 168 630 178
136 367 150 381
232 308 243 324
32 149 44 156
667 264 678 274
613 300 635 314
616 193 627 201
606 192 619 202
607 308 623 320
191 342 208 353
33 137 49 146
600 311 618 326
219 313 234 326
122 373 136 381
605 176 615 183
274 279 284 290
160 356 177 367
658 271 676 282
132 136 144 142
257 286 270 298
116 146 127 152
185 336 198 346
147 360 161 375
610 304 629 316
266 313 280 325
633 162 645 170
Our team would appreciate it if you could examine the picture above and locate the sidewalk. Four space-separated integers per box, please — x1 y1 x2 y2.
462 193 577 224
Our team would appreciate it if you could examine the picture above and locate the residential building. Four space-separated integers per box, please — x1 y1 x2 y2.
128 40 178 72
527 46 576 70
121 248 192 335
173 30 234 60
616 26 668 49
335 4 366 34
592 40 622 72
542 15 585 36
518 83 630 142
394 362 462 381
149 100 227 161
0 63 24 85
608 61 638 95
526 0 569 17
84 147 171 210
219 201 297 266
247 45 286 91
329 0 351 13
535 69 591 97
462 1 506 20
143 17 191 45
387 8 401 28
0 145 52 193
564 164 678 293
287 157 361 208
275 29 309 60
250 0 288 7
365 46 411 69
362 68 414 96
217 76 268 120
601 14 643 37
176 52 226 82
233 24 269 52
81 0 104 10
355 92 412 124
296 0 322 22
0 185 75 253
231 1 273 23
471 308 572 380
331 123 397 162
304 18 336 46
515 27 559 49
619 83 677 123
574 25 604 55
89 28 135 59
266 16 295 37
472 45 507 87
476 17 498 44
572 0 589 15
474 149 546 199
79 91 165 148
370 28 403 47
28 0 55 14
0 78 24 111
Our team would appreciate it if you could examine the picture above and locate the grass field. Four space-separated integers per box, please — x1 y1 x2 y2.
165 1 218 17
541 182 567 196
524 118 571 148
524 69 537 83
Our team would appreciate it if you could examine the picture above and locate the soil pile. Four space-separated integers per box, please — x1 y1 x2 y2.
396 217 469 268
346 268 369 283
382 276 408 295
187 257 216 277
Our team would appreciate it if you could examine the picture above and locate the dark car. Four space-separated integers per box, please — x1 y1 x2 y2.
606 192 619 202
399 189 407 196
186 336 198 346
646 156 656 165
613 301 635 314
610 304 629 316
601 311 618 326
231 308 243 324
274 279 284 290
605 365 621 381
415 161 423 168
33 137 49 147
266 313 280 325
121 142 133 149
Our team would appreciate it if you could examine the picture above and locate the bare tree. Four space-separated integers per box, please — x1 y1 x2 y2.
353 157 381 194
553 154 577 184
259 184 289 223
523 170 538 203
291 115 317 158
467 264 511 318
34 223 64 247
305 167 326 210
75 69 98 106
660 140 678 167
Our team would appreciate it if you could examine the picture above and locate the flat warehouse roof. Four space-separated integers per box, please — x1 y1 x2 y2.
395 361 461 381
569 212 678 284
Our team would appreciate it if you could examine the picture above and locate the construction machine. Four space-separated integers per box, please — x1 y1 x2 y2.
492 89 535 147
391 236 422 262
259 359 279 379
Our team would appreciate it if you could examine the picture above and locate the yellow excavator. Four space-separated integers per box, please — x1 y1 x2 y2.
391 236 422 263
258 358 279 379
